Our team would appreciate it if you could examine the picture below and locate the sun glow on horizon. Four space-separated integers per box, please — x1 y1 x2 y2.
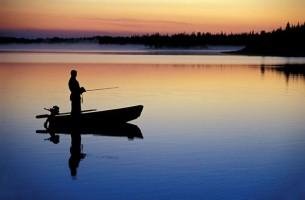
0 0 305 37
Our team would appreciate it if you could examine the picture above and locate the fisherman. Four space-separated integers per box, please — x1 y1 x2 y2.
69 69 86 117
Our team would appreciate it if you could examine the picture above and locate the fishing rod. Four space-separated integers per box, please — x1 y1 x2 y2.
86 87 119 92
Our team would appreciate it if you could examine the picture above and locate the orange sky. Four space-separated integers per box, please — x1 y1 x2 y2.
0 0 304 37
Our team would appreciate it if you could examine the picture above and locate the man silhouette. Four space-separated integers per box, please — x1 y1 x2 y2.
69 70 86 117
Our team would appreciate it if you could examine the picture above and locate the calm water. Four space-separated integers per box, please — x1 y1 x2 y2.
1 53 305 200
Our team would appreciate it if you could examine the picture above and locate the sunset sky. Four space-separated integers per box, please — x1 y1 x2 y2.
0 0 304 37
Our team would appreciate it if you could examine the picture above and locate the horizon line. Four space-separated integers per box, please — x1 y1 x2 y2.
0 22 304 39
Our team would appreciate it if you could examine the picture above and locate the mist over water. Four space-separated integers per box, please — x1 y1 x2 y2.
1 53 305 200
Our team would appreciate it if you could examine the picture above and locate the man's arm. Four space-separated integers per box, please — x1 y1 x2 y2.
80 87 86 94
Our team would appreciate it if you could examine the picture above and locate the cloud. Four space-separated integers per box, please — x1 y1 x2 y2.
84 17 194 28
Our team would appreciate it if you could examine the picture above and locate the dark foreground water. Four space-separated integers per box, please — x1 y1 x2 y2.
0 53 305 200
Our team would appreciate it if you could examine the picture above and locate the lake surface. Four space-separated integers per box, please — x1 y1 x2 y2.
1 53 305 200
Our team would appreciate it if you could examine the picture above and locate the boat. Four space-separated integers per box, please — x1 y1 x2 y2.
36 105 144 127
36 123 143 139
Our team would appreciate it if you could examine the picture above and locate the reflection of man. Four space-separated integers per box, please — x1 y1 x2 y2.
68 70 86 116
69 127 86 177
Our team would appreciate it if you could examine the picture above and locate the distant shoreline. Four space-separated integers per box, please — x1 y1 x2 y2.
1 22 304 57
0 49 304 57
0 50 231 55
1 43 304 57
230 47 305 57
0 44 244 55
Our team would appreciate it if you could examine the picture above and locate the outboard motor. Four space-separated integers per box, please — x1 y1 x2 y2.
49 105 60 115
44 105 60 129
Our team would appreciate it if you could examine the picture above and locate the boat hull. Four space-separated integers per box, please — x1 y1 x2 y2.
51 105 143 127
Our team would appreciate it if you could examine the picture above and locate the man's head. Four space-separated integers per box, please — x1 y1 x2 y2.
71 69 77 78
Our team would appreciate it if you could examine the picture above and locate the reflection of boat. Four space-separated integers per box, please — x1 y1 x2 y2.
36 105 144 125
36 123 143 139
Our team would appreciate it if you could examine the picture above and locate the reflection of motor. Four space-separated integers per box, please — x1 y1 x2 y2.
45 134 60 144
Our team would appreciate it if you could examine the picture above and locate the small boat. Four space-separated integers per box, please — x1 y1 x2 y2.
36 105 144 127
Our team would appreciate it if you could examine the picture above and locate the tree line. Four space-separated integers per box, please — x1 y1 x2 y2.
0 22 304 55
